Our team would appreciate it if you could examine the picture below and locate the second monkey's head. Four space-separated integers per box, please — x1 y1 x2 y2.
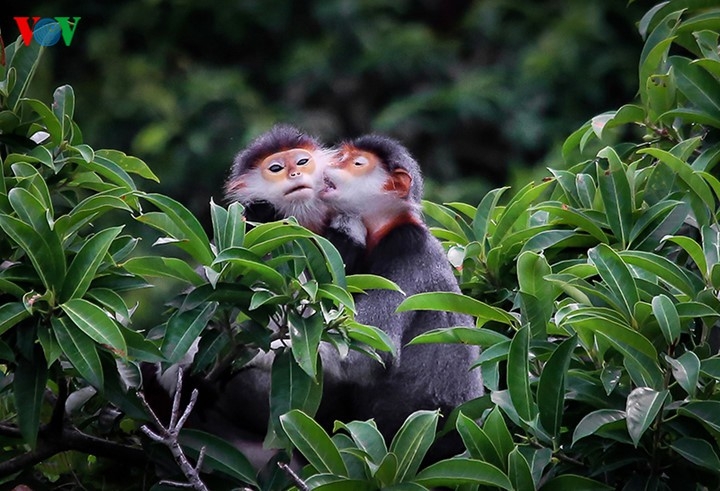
321 134 424 221
225 124 332 232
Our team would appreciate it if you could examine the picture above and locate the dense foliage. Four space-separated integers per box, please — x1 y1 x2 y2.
0 0 644 213
2 1 720 490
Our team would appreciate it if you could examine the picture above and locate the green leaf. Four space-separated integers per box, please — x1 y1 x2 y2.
318 283 355 311
597 150 633 248
517 251 555 338
473 186 510 247
60 226 123 301
639 148 715 212
537 335 577 438
541 474 613 491
652 294 681 345
572 409 626 446
178 429 257 485
396 292 516 327
0 302 30 336
61 299 127 356
414 458 512 489
344 322 396 354
139 193 213 264
588 244 639 321
507 326 535 423
409 327 509 346
680 401 720 433
335 420 387 465
671 55 720 122
95 149 159 182
665 351 700 398
55 192 133 240
289 312 323 379
483 406 514 465
619 251 701 298
13 349 48 448
52 317 103 390
53 85 75 141
507 448 534 491
346 274 404 294
456 412 504 469
626 387 668 447
0 206 65 292
491 180 553 247
389 410 438 482
8 37 43 111
122 256 204 287
663 235 707 279
214 247 286 291
21 99 62 146
223 200 246 249
161 303 216 363
268 350 322 446
280 409 348 476
535 203 608 242
671 437 720 473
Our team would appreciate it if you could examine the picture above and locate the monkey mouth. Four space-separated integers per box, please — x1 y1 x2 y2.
321 176 337 195
285 184 312 196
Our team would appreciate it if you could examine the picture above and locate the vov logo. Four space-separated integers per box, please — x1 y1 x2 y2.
14 17 81 47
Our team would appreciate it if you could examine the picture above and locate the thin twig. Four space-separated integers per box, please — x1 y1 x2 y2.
278 462 309 491
139 367 209 491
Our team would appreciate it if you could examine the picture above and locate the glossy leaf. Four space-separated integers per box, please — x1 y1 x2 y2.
179 429 257 486
414 458 513 490
61 299 127 356
13 349 48 448
122 256 205 287
60 226 123 301
537 335 577 438
679 401 720 433
409 326 509 346
289 311 323 379
396 292 516 327
52 317 103 390
456 412 504 469
666 351 700 397
541 475 613 491
626 388 668 447
335 420 387 465
161 303 216 364
280 409 348 476
508 448 534 491
652 294 681 345
597 149 632 248
0 302 30 336
670 437 720 473
507 326 535 423
572 409 627 446
346 274 404 294
588 244 639 320
390 410 438 481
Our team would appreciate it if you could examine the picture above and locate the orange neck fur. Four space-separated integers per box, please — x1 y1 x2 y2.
365 212 424 252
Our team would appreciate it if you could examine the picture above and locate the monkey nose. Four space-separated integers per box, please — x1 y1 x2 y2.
289 171 301 178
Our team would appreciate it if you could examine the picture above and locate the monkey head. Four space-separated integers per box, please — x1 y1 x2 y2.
321 135 424 221
225 124 332 232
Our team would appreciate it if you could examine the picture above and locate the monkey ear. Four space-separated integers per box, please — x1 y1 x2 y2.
388 169 412 199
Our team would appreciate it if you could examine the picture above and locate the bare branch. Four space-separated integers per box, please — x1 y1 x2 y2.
139 367 209 491
278 462 309 491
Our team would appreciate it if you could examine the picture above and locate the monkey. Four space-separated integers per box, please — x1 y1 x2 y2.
319 134 484 462
142 125 365 472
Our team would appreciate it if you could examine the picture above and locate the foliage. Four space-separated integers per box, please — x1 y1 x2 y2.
4 1 720 491
2 0 644 214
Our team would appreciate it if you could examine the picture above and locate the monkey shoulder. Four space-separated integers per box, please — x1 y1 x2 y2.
366 223 462 296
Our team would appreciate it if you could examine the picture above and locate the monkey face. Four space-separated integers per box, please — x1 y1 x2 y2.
258 148 320 202
321 146 396 215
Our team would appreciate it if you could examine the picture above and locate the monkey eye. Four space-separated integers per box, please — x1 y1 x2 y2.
354 156 369 166
268 162 284 173
296 158 310 166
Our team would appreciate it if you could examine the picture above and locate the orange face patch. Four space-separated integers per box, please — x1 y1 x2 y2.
259 149 317 182
333 146 379 176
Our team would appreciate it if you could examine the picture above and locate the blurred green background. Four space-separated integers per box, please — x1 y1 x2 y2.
2 0 648 228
